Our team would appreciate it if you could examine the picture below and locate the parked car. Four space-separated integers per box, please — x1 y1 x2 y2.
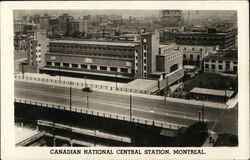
82 87 92 92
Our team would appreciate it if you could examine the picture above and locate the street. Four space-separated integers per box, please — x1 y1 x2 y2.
14 81 238 135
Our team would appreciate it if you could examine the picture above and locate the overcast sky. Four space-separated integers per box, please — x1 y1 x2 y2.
14 10 236 20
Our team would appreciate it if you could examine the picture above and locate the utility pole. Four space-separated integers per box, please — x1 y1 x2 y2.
202 104 205 123
86 93 89 108
225 89 227 104
70 86 72 111
85 76 87 88
224 79 228 104
165 73 168 100
59 64 61 83
52 121 55 146
22 64 24 79
166 74 168 88
130 95 132 122
198 111 201 122
116 70 118 90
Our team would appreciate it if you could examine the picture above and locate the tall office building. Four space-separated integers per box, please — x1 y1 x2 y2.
160 10 184 27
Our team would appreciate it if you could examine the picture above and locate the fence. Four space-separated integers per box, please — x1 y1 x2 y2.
15 75 154 95
14 98 182 130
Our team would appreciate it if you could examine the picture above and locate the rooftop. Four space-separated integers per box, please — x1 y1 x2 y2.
159 44 173 48
122 79 157 91
177 32 227 36
205 51 237 60
158 50 180 56
50 40 138 47
190 87 234 97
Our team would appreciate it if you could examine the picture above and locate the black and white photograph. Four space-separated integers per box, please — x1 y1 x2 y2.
1 1 249 160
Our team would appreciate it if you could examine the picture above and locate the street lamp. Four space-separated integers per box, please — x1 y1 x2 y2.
198 111 201 122
58 63 61 83
84 76 87 88
86 93 89 109
21 63 24 79
70 86 72 111
130 95 132 122
164 72 169 100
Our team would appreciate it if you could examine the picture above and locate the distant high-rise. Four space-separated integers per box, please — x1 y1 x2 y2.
160 10 184 27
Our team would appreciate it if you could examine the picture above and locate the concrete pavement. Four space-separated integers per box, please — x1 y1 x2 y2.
15 81 238 135
15 73 237 110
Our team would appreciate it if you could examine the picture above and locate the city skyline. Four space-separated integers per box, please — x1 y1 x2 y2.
14 9 236 20
12 7 238 148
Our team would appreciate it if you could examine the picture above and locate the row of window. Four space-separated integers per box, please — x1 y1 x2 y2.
167 53 182 61
183 54 200 60
50 44 134 52
205 64 236 70
177 36 223 40
161 47 174 53
50 51 134 59
205 64 223 70
205 59 237 64
46 62 131 73
182 47 203 51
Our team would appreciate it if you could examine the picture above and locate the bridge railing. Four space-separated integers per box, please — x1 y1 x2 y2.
15 75 154 95
14 98 182 130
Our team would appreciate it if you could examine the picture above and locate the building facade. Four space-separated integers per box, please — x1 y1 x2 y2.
175 28 237 51
203 50 237 74
177 45 219 67
134 33 159 78
42 40 137 80
156 44 183 73
160 10 184 27
27 30 49 67
41 32 184 84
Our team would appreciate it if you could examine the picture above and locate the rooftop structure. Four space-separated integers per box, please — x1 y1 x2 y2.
50 40 137 47
175 28 237 51
190 87 234 97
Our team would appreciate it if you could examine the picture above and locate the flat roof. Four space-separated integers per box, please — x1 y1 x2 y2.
176 31 229 36
122 79 157 91
40 67 133 79
150 72 163 75
159 44 172 48
190 87 234 97
184 65 198 70
50 40 137 47
158 50 180 56
205 52 237 60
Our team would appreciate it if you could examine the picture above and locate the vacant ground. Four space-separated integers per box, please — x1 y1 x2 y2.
183 72 238 92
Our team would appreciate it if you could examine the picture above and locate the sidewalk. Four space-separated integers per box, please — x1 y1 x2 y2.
202 130 219 147
17 72 126 87
226 94 238 109
15 73 237 110
15 126 39 145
